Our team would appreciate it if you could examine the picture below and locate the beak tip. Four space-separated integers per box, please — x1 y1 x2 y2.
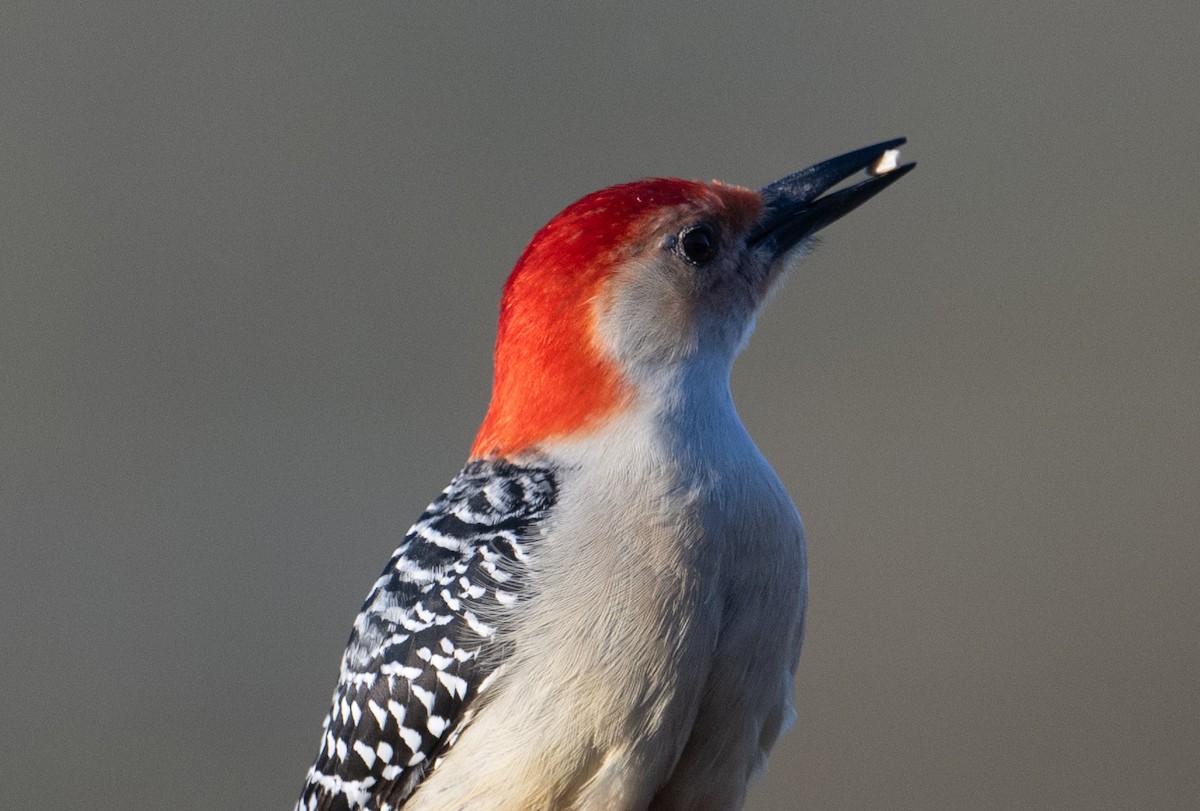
750 143 915 253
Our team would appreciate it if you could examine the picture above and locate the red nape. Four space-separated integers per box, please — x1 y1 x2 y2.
471 178 744 459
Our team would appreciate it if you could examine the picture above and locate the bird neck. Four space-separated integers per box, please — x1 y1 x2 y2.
469 317 634 460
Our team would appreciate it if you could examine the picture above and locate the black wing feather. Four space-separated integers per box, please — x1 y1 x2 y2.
296 460 557 811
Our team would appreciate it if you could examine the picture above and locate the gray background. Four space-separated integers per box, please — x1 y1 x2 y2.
4 3 1198 809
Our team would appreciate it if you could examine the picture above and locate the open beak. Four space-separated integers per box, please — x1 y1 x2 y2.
747 138 915 258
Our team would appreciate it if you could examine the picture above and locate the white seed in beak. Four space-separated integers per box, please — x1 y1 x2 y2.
867 149 901 177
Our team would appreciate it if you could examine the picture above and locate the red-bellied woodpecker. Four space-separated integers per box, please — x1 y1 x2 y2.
297 139 914 811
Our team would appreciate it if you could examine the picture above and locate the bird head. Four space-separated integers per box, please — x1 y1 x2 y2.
471 139 914 460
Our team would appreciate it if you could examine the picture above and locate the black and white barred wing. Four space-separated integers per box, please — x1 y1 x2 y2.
297 460 556 811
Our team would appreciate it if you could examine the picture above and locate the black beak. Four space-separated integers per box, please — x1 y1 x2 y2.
747 138 915 258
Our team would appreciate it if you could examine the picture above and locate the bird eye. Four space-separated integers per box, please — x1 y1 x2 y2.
677 223 719 265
